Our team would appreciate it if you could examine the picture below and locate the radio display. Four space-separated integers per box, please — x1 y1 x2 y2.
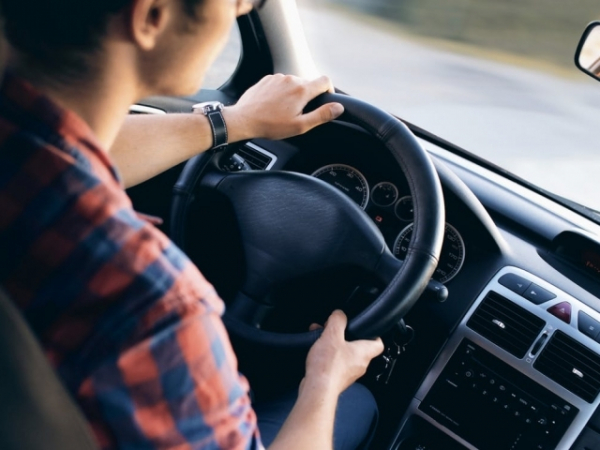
553 231 600 282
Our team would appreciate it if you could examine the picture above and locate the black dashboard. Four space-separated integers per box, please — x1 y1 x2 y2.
127 99 600 450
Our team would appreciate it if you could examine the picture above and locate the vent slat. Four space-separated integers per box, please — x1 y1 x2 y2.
551 340 600 373
482 301 544 329
467 291 546 358
535 360 599 394
545 345 600 382
237 146 272 170
471 310 538 343
534 331 600 403
468 316 533 345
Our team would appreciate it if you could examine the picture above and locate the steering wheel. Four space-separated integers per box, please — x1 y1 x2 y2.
171 93 445 348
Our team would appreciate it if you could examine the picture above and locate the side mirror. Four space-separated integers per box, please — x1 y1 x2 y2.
576 21 600 82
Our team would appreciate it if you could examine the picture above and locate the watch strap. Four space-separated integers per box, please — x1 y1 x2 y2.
206 109 228 150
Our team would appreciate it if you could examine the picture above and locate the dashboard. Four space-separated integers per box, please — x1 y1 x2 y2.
127 101 600 450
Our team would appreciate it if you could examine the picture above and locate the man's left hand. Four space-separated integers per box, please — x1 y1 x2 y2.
223 74 345 142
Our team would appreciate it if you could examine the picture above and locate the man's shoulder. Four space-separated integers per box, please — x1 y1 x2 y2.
0 102 221 368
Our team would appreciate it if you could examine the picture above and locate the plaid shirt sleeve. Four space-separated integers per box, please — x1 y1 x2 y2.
59 179 265 449
78 271 263 450
0 75 264 450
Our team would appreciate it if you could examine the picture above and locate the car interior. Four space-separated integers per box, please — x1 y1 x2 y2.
5 2 600 450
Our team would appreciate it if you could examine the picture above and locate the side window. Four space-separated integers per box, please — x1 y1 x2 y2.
202 24 242 90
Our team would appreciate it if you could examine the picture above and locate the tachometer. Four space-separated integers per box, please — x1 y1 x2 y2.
393 223 466 283
311 164 370 210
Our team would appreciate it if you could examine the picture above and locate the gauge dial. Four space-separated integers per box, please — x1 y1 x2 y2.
393 223 466 283
311 164 370 210
394 196 414 221
371 182 398 207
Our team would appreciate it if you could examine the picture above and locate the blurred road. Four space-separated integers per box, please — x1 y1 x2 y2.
297 2 600 211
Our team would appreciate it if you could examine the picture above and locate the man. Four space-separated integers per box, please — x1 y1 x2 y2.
0 0 384 449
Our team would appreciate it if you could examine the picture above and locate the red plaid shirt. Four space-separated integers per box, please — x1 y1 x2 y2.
0 75 263 449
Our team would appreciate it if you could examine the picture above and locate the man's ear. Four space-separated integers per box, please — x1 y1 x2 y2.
129 0 172 51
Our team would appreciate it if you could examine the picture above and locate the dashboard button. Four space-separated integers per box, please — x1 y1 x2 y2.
524 284 556 304
578 311 600 340
498 273 531 295
537 417 548 426
547 302 572 324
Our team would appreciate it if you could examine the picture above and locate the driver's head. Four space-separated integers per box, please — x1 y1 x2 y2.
0 0 256 97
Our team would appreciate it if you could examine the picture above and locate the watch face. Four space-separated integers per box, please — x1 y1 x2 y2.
192 101 224 114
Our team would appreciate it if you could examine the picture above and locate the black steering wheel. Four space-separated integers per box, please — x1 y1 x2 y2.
171 93 445 348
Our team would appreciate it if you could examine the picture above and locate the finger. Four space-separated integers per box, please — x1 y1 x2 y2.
324 309 348 338
303 75 335 98
353 337 385 359
298 103 344 132
309 323 323 331
236 2 254 16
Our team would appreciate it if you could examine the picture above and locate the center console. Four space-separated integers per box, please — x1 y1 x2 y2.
392 267 600 449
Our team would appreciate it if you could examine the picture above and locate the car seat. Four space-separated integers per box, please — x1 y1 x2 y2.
0 286 99 449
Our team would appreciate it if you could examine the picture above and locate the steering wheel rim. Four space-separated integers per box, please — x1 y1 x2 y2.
171 93 445 347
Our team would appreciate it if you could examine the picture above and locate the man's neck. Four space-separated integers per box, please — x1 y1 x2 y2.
11 46 141 151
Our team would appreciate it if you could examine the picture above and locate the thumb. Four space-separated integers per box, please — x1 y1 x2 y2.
353 337 385 360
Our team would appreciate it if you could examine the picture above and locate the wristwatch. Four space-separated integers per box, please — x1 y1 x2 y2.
192 101 228 150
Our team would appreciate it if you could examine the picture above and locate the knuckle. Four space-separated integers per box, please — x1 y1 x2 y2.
323 107 335 121
293 82 308 96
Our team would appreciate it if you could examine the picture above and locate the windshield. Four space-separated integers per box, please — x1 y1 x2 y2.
297 0 600 213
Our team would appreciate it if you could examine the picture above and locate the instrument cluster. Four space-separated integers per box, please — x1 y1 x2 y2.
312 163 466 284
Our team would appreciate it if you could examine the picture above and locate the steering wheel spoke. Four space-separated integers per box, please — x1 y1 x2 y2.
227 292 272 328
375 249 405 286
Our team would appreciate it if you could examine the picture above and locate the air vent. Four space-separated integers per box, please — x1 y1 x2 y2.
467 291 546 358
236 144 274 170
534 331 600 403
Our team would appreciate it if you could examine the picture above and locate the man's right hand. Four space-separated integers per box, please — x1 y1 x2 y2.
303 310 384 397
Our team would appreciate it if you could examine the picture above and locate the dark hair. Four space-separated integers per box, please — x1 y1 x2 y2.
1 0 203 80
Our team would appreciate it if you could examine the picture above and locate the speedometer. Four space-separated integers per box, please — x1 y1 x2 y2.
311 164 370 210
393 223 466 283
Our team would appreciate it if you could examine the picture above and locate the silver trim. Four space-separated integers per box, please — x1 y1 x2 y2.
129 104 166 115
191 101 224 115
370 181 399 207
394 195 413 222
311 164 370 210
243 142 278 171
395 266 600 449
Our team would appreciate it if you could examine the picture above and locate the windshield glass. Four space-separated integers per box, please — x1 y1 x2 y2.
297 0 600 212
